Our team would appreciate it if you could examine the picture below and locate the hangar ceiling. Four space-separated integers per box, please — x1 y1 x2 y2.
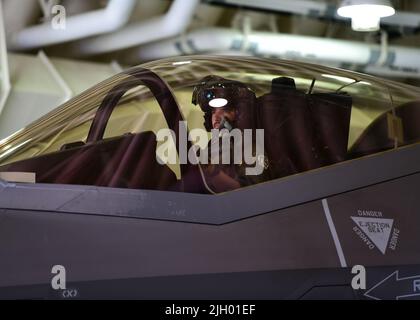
0 0 420 137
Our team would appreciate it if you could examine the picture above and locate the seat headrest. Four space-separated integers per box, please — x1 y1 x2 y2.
271 77 296 94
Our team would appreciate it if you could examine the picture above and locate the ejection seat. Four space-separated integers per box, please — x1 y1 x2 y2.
0 131 178 191
257 77 353 179
0 68 185 192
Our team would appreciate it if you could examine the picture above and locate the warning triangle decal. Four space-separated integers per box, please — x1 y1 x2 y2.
351 217 394 254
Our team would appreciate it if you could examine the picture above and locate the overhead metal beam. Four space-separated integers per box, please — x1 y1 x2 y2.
206 0 420 28
10 0 137 50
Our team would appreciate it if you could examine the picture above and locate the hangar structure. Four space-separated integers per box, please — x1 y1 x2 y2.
0 0 419 300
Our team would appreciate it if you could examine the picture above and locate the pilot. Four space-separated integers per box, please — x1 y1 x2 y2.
192 75 270 192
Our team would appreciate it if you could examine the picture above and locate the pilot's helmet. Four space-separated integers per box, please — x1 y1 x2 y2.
192 75 256 131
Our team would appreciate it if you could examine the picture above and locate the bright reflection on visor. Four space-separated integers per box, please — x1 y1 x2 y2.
209 98 228 108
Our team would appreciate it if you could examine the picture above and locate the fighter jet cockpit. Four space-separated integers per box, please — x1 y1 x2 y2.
0 56 419 195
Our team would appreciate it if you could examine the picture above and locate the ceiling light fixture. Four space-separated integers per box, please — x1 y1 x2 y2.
337 0 395 32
